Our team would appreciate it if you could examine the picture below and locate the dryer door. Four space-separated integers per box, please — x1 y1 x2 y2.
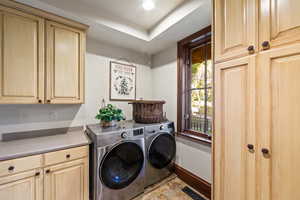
148 133 176 169
100 142 144 190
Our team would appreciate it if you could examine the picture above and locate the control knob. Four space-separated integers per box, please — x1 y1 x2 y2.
121 132 128 138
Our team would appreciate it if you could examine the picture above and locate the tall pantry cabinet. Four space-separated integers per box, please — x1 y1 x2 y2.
213 0 300 200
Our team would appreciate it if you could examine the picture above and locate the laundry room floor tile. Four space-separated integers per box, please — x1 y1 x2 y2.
134 176 208 200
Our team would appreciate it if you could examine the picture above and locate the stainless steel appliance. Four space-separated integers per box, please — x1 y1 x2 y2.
86 122 146 200
144 122 176 188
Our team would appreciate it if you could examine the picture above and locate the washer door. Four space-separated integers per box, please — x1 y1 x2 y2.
100 142 144 190
148 133 176 169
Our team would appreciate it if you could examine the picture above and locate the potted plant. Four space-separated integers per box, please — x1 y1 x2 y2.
96 104 125 127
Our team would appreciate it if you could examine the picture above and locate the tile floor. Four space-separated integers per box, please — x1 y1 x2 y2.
134 175 208 200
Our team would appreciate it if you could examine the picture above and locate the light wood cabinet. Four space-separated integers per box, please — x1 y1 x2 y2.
214 1 300 200
0 155 42 177
256 44 300 200
214 0 257 63
259 0 300 50
46 21 85 104
215 0 300 63
0 146 89 200
0 6 44 104
44 158 88 200
0 2 87 104
214 56 256 200
0 169 43 200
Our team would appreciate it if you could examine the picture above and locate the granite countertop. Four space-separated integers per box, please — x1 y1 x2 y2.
0 128 91 161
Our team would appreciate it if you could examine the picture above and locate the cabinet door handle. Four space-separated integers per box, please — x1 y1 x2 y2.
45 169 51 174
247 144 254 151
247 45 255 54
47 100 51 103
38 99 42 103
35 172 40 176
66 154 71 159
262 41 270 50
262 148 270 155
8 166 15 171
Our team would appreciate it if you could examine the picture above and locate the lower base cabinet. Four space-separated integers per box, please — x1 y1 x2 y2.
0 146 89 200
214 44 300 200
0 169 43 200
214 56 256 200
44 158 89 200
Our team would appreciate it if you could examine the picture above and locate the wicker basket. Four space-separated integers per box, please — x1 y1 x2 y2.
129 100 166 124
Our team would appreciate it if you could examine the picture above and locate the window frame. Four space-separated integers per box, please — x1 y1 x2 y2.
177 26 212 144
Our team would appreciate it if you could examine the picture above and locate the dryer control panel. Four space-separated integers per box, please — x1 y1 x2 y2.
145 122 175 134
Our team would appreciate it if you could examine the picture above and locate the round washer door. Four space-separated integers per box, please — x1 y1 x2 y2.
100 142 144 190
148 133 176 169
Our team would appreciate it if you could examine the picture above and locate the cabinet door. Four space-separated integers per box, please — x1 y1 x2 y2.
257 44 300 200
214 0 257 63
0 169 43 200
214 56 256 200
0 6 44 104
260 0 300 50
46 21 85 104
44 158 88 200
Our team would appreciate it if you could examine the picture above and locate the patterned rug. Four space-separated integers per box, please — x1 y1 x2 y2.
134 177 208 200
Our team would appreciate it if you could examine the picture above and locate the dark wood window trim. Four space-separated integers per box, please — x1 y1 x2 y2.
177 26 212 145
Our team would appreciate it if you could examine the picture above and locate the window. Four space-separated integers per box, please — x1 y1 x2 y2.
177 26 212 143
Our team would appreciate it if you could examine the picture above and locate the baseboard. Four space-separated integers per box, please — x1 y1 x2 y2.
174 164 211 199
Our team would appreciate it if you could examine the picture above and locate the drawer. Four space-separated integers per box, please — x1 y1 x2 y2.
0 154 42 177
44 145 88 166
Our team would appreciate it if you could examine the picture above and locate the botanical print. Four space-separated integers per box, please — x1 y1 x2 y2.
110 61 136 101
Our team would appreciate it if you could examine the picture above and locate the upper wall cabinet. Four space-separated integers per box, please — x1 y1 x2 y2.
260 0 300 51
46 21 85 104
0 6 44 104
0 1 87 104
214 0 257 63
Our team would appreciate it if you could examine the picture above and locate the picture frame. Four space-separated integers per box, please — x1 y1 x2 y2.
109 61 136 101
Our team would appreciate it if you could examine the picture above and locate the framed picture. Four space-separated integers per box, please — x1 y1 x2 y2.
110 61 136 101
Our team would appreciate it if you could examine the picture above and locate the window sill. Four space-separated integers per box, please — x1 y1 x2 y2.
176 132 212 145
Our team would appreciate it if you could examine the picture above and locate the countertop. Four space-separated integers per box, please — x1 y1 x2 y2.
0 128 90 161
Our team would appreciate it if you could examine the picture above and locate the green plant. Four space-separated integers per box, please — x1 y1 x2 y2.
95 104 125 122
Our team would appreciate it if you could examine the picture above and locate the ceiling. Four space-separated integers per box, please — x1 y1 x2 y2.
17 0 212 55
39 0 186 30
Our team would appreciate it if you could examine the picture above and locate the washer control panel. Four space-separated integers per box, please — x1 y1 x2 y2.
133 128 144 136
119 128 144 139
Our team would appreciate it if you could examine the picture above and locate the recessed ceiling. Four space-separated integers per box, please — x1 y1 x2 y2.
16 0 211 54
40 0 186 30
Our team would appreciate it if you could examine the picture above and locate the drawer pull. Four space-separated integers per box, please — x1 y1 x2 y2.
46 169 51 174
66 154 71 159
8 166 15 171
35 172 40 176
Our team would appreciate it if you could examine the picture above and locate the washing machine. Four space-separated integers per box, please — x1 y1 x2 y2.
144 121 176 188
86 122 146 200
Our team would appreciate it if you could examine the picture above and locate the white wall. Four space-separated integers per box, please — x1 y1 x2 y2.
152 45 212 183
0 39 152 139
0 37 211 184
